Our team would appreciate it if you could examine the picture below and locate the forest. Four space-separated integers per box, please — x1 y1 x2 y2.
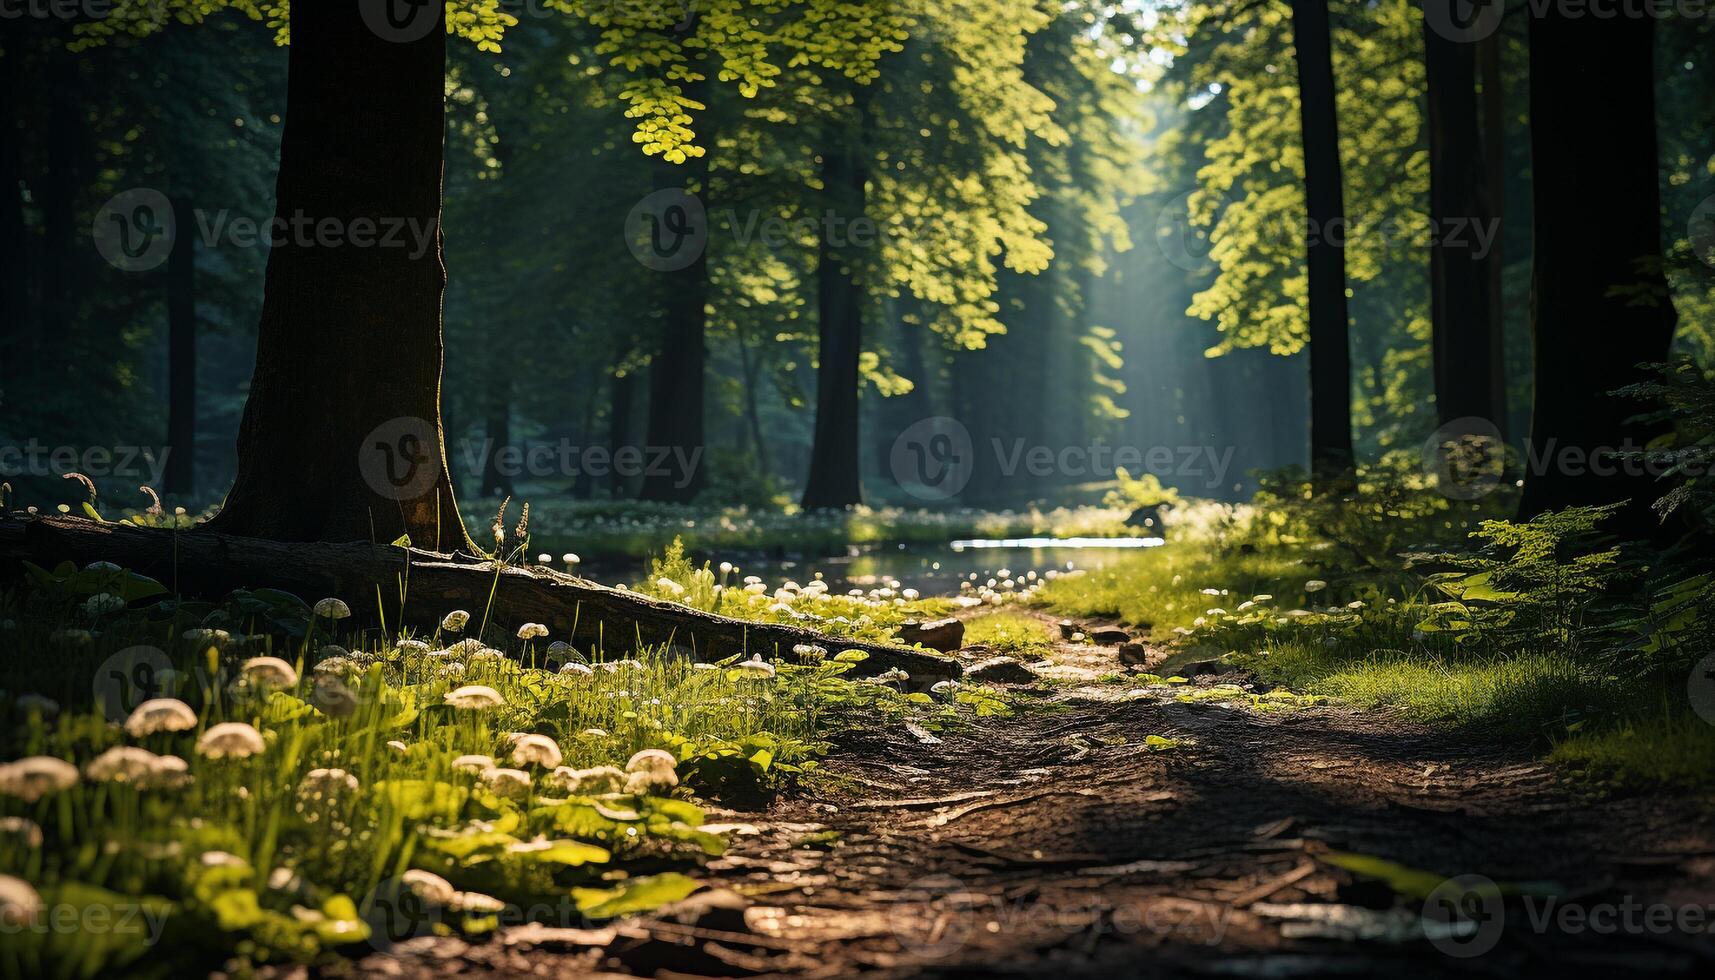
0 1 1712 976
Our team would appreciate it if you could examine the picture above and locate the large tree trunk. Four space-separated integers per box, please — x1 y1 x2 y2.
639 124 708 503
2 515 959 683
1477 28 1508 439
1518 17 1676 530
801 136 868 509
162 195 198 497
1423 14 1503 430
1289 0 1355 482
208 4 468 550
0 44 27 392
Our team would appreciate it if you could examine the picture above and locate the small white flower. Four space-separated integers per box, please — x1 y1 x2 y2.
655 577 686 597
481 766 532 800
736 656 776 680
451 754 494 773
548 765 626 794
451 890 506 913
559 662 594 678
441 610 471 633
0 757 79 802
123 698 197 737
196 722 266 759
297 767 359 799
0 817 43 848
509 734 563 768
387 740 409 755
199 851 249 870
0 875 41 927
84 746 163 784
444 685 504 709
312 676 359 718
516 623 548 641
313 598 352 619
402 869 456 906
240 656 300 691
1304 580 1327 593
718 561 733 574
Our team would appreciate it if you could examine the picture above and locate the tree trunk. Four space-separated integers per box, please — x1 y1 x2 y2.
736 331 772 475
0 44 27 391
639 121 708 502
801 136 869 509
1478 28 1508 439
607 371 634 499
1518 16 1676 530
162 195 198 497
1423 14 1503 430
37 50 77 375
1289 0 1355 483
207 4 468 551
3 515 959 684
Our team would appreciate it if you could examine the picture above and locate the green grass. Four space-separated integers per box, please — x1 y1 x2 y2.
0 560 953 975
1551 711 1715 791
962 612 1055 657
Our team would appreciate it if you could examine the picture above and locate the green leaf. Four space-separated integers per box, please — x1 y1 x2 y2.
573 873 701 919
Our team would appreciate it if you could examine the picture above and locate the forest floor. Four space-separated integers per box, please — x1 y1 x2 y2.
324 609 1715 979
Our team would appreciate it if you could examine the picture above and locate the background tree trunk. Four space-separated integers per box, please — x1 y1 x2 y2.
607 371 634 499
207 4 468 549
1478 28 1508 440
802 132 869 509
479 390 514 499
1518 17 1676 530
162 195 197 497
0 44 27 395
1289 0 1356 483
639 95 709 503
1424 15 1503 430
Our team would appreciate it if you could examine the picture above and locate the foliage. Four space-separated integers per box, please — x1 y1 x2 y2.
1100 468 1181 512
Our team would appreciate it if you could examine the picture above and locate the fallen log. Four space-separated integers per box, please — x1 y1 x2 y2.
0 516 959 682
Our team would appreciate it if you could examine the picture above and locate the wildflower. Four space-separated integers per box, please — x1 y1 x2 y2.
268 867 304 894
147 755 191 789
437 663 465 679
297 768 359 800
581 728 609 738
792 643 826 663
313 598 351 620
447 638 486 656
84 746 163 784
441 610 471 633
656 577 686 597
402 869 456 906
396 639 431 655
0 757 79 802
15 694 57 716
559 662 594 678
196 722 266 759
481 766 532 800
736 656 776 680
124 698 197 737
548 765 626 794
451 754 494 773
444 685 504 709
0 875 42 927
312 676 359 718
0 817 42 848
625 749 679 791
517 622 548 641
240 656 300 691
510 734 563 768
387 740 409 755
902 588 920 601
83 593 126 617
718 561 733 574
1304 580 1327 593
930 680 962 699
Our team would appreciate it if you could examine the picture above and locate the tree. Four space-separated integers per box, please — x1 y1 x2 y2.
163 194 197 495
1288 0 1355 480
1517 15 1676 528
1422 7 1504 432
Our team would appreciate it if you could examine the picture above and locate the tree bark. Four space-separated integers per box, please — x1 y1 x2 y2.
1423 14 1503 430
207 4 468 550
1477 28 1508 439
162 195 198 497
1289 0 1356 483
2 515 959 683
801 133 869 509
1518 16 1676 530
639 115 708 503
0 44 27 390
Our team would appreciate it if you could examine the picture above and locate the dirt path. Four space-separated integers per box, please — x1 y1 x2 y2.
342 616 1715 979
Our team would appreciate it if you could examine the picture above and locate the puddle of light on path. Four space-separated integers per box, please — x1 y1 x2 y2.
950 536 1166 550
